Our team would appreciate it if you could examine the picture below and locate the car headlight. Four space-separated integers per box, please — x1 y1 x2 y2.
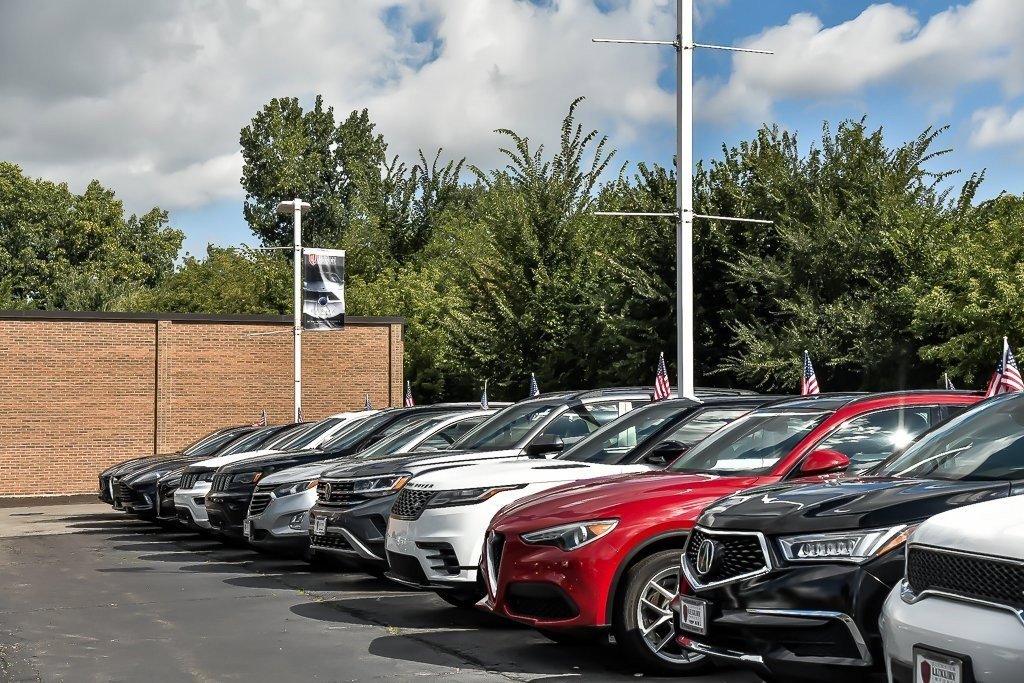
197 471 215 482
427 485 525 508
232 471 263 485
778 525 915 563
350 474 411 497
520 519 619 551
273 480 318 497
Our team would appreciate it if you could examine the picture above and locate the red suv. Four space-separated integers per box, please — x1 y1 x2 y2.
479 391 982 675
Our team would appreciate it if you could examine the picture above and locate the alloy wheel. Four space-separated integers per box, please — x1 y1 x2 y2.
634 565 705 665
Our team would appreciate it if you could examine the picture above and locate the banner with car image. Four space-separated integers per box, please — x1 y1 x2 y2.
302 248 346 330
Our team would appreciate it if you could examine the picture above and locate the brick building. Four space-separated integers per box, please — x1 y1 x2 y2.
0 310 403 497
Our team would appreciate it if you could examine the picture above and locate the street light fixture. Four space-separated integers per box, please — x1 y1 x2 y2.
277 198 311 423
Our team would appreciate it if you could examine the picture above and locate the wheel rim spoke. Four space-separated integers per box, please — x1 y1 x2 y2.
640 597 670 616
641 613 672 636
633 566 705 665
649 580 676 600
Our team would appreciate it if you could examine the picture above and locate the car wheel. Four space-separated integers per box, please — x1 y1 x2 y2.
614 549 712 676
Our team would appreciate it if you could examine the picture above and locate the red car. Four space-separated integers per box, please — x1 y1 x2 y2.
479 391 982 675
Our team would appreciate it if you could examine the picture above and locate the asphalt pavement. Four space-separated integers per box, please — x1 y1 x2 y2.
0 503 762 683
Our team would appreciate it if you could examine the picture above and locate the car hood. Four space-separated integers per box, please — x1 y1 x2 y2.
216 449 337 476
697 477 1012 535
123 456 199 484
188 448 281 471
910 494 1024 559
491 471 767 532
111 453 188 477
259 459 346 486
318 449 523 480
410 459 652 490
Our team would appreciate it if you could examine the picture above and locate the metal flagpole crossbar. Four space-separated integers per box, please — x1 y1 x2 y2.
593 0 772 399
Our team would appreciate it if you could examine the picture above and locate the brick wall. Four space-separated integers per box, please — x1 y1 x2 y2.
0 311 403 497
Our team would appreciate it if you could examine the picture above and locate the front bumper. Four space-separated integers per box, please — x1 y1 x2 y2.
121 482 157 515
155 482 178 521
174 484 212 529
681 553 903 682
205 490 252 537
99 475 113 504
881 580 1024 683
308 496 393 571
248 489 316 552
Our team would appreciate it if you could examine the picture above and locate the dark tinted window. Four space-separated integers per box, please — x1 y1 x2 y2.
320 412 393 451
815 407 932 474
182 428 249 457
454 401 566 451
560 402 686 464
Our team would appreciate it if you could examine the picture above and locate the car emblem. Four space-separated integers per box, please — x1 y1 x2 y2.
695 538 719 577
323 483 332 497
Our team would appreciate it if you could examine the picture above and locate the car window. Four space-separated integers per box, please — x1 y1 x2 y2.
219 427 283 456
453 400 566 451
354 416 440 458
539 402 621 448
814 407 932 474
267 417 346 451
659 408 753 448
320 412 393 451
876 395 1024 481
667 410 831 476
418 417 487 451
182 428 249 457
559 402 687 464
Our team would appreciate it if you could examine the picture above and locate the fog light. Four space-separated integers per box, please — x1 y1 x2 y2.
288 512 306 531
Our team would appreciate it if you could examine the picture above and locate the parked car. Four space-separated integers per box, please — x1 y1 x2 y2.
385 395 779 606
677 391 1024 683
880 494 1024 683
244 411 496 555
308 388 734 577
154 467 186 522
99 425 254 506
173 423 310 529
480 391 981 675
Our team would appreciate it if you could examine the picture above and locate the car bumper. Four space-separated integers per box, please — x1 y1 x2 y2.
205 490 251 537
99 475 113 504
681 554 902 682
880 581 1024 683
308 496 393 570
154 483 178 521
248 489 316 550
174 485 212 529
122 483 157 515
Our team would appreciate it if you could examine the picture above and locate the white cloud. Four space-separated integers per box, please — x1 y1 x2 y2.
0 0 682 216
971 106 1024 148
698 0 1024 126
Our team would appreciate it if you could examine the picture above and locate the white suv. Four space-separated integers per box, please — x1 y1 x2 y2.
880 494 1024 683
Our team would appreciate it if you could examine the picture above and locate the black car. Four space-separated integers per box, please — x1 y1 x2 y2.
677 392 1024 683
99 425 254 506
309 388 764 577
204 404 490 538
155 467 186 522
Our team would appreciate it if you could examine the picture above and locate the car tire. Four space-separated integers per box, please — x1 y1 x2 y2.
613 549 713 676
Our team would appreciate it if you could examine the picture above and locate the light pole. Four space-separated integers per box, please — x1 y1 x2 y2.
277 198 311 422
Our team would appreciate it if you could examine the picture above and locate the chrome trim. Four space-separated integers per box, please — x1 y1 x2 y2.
681 526 773 589
328 527 382 561
900 580 1024 627
484 531 499 598
909 542 1024 566
746 608 872 664
678 635 766 668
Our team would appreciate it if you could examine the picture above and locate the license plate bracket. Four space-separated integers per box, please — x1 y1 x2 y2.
313 516 327 536
678 595 708 636
913 645 975 683
243 518 252 540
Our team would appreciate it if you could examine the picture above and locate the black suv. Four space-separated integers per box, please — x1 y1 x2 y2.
678 392 1024 683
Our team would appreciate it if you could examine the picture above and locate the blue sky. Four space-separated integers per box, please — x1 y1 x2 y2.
3 0 1021 259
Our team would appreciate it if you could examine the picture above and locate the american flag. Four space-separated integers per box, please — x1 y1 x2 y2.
653 352 671 401
529 373 540 398
481 380 489 410
364 393 372 410
297 406 303 423
801 351 820 395
253 408 267 427
944 373 956 390
985 337 1024 397
404 381 415 407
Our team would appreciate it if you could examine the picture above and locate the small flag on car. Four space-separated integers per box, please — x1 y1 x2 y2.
985 337 1024 397
801 351 820 395
364 393 372 410
653 352 671 401
481 380 489 410
529 373 540 398
253 408 267 427
404 381 415 407
944 373 955 390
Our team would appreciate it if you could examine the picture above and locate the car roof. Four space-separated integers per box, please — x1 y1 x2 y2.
753 390 984 411
523 386 759 403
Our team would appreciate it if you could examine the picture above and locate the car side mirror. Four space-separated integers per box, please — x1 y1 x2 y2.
526 434 564 458
644 441 689 466
798 449 851 477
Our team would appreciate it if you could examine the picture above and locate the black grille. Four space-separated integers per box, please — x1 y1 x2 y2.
488 532 505 579
316 479 372 507
248 492 272 517
386 550 429 585
311 533 354 552
506 582 579 620
685 528 769 585
391 489 435 520
907 546 1024 610
211 473 230 492
180 472 200 489
117 481 134 503
417 542 459 575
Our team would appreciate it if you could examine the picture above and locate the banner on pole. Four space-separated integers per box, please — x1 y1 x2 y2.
302 248 346 330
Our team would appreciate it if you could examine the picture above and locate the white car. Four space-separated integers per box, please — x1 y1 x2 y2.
175 412 373 529
880 494 1024 683
384 397 767 605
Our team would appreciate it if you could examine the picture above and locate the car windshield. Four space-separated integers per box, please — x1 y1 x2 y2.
354 415 451 459
666 409 831 476
264 418 345 451
319 411 394 451
182 428 247 457
218 427 285 456
559 402 689 464
453 400 566 451
875 396 1024 481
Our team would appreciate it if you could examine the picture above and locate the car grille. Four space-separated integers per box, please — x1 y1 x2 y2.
907 546 1024 611
117 481 134 503
211 473 231 492
180 472 200 489
310 533 354 552
316 479 378 507
684 528 770 587
487 531 505 582
417 542 460 575
248 484 275 517
390 489 435 520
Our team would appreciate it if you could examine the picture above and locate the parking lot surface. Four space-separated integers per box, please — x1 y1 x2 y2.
0 504 761 682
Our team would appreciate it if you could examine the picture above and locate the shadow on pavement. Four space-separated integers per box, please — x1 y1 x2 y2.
289 596 515 631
